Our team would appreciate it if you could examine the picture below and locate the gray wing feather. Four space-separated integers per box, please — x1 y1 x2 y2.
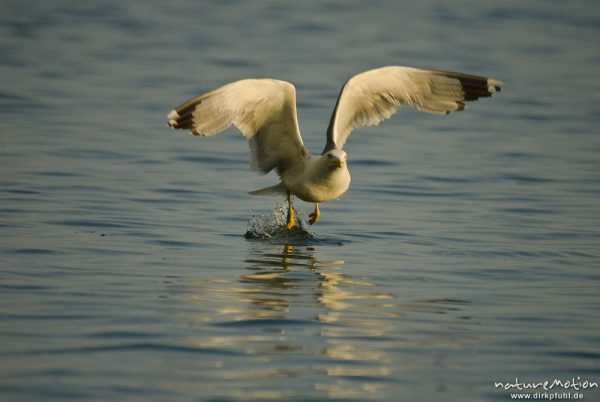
168 79 308 175
323 66 502 153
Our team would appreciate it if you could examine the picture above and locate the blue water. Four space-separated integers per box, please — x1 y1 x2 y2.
1 1 599 401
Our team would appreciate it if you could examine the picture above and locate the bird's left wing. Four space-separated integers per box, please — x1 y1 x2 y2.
323 66 502 153
168 79 308 174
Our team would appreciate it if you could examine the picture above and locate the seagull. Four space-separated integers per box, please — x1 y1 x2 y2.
167 66 501 230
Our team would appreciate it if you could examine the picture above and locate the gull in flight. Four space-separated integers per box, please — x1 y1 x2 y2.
167 66 501 230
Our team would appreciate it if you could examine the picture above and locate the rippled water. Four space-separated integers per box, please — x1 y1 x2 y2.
1 1 599 401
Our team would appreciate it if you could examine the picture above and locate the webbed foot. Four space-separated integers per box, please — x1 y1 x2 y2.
286 191 296 230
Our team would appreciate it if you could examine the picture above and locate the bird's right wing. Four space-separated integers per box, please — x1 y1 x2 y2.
168 79 308 174
323 66 502 153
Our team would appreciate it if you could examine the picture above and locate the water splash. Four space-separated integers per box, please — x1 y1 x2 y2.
245 200 314 240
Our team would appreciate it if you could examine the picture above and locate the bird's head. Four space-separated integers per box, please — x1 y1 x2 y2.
324 149 347 169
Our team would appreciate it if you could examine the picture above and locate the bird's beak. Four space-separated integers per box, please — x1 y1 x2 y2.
328 159 343 168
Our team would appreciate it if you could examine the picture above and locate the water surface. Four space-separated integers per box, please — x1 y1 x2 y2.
1 1 599 401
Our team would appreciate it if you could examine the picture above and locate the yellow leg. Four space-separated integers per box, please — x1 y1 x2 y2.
285 191 296 230
309 203 320 225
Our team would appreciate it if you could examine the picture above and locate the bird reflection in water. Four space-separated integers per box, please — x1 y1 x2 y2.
184 242 398 400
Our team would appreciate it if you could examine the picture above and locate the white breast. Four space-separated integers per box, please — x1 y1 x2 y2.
282 156 351 203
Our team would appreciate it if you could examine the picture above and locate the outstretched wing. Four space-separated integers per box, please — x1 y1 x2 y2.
323 66 502 153
168 79 308 174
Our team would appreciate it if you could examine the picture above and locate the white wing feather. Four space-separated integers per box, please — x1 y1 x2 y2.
168 79 308 174
324 66 502 152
